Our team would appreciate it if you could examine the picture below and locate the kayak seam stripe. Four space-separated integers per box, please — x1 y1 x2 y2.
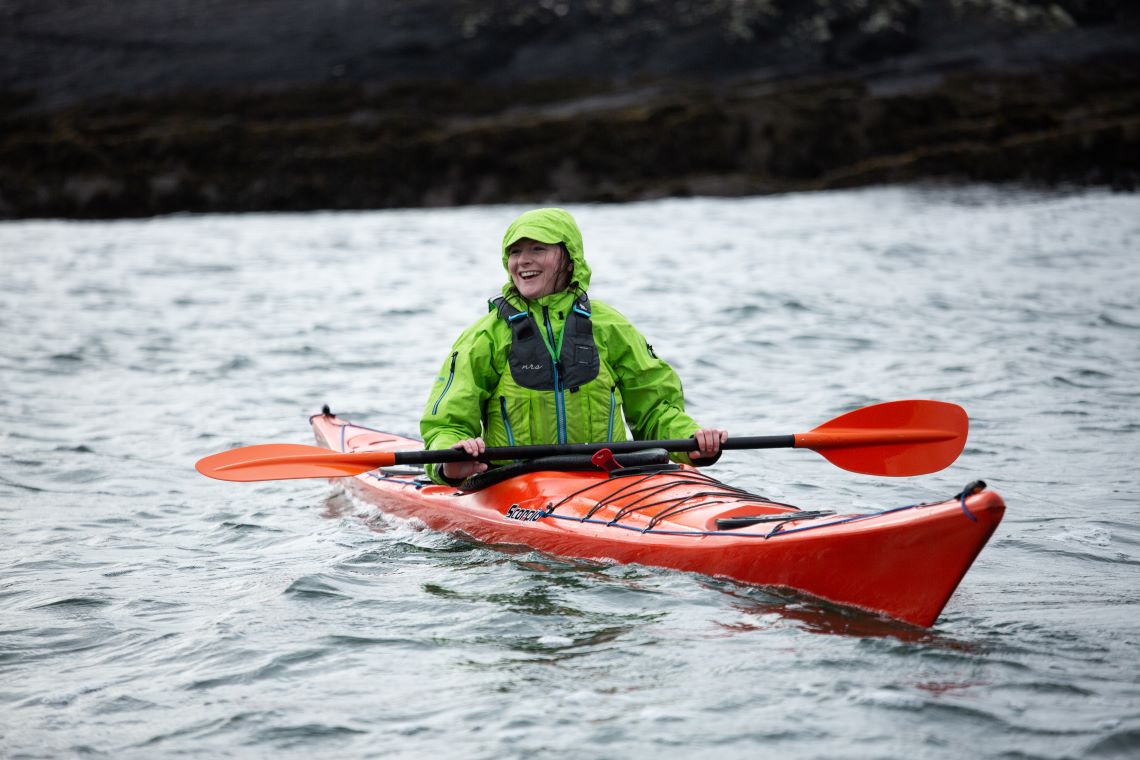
349 474 956 537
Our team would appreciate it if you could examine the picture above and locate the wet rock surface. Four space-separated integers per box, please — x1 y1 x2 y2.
1 0 1137 218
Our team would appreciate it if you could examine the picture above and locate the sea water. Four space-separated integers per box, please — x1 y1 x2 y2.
2 186 1138 758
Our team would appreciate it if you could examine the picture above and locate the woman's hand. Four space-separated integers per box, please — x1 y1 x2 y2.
690 428 728 459
441 437 489 480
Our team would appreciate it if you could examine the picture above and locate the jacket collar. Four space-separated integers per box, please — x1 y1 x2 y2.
504 288 578 314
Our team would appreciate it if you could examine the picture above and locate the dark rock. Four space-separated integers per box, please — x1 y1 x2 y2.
1 0 1138 218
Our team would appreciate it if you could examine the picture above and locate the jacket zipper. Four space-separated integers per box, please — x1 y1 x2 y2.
431 351 459 415
542 306 567 444
607 385 617 441
499 396 516 446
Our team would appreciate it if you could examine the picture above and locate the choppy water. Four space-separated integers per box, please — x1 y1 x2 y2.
2 186 1139 759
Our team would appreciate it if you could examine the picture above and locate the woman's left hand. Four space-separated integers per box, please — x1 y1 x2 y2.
691 428 728 459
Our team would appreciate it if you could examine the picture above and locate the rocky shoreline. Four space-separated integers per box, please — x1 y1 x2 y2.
2 1 1137 218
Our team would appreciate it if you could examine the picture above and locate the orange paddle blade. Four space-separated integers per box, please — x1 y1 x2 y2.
195 443 396 482
794 400 967 476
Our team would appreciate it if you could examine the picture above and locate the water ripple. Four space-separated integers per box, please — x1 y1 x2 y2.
1 188 1138 758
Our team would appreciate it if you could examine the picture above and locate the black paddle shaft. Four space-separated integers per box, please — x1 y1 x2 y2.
390 435 796 465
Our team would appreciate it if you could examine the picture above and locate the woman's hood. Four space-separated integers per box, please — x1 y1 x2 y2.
500 208 592 295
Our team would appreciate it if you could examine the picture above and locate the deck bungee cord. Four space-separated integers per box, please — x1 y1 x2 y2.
549 468 797 528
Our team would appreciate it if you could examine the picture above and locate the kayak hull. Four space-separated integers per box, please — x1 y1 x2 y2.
312 414 1004 627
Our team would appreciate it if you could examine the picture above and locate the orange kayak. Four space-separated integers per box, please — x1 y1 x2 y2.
312 413 1004 627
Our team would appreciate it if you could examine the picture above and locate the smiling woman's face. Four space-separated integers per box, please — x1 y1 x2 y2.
507 238 570 299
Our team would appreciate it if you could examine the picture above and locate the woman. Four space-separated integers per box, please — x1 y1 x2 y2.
420 207 726 484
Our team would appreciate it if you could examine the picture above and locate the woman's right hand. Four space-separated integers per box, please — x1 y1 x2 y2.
441 437 488 481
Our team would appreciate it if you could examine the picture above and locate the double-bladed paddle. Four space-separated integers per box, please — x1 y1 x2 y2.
195 399 967 482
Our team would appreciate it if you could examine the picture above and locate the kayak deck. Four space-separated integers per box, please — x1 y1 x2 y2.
311 413 1004 627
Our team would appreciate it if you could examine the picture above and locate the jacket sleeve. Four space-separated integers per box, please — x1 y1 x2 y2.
600 308 705 463
419 321 501 484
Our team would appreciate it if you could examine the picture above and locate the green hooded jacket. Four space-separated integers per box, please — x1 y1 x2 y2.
419 208 702 484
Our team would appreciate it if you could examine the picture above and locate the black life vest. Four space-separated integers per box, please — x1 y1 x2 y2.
490 294 601 392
